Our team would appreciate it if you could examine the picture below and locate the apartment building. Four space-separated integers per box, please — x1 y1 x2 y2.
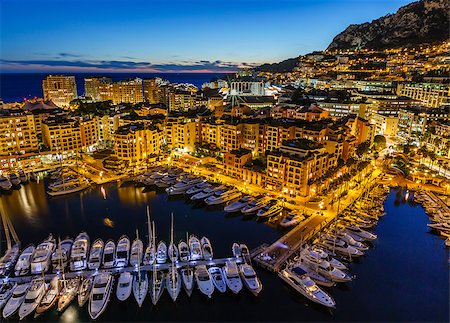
0 109 38 156
84 77 112 101
397 83 449 108
42 116 82 154
112 78 143 104
42 75 77 108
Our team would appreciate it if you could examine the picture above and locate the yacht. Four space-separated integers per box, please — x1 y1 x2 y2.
190 185 224 201
29 172 37 182
156 241 167 264
130 237 143 267
232 243 242 258
181 267 194 296
185 182 211 195
240 244 251 264
222 261 243 294
116 272 133 301
35 277 60 316
57 277 80 312
132 271 148 307
278 268 335 308
51 238 73 273
78 276 93 307
239 264 262 296
166 178 203 195
188 235 203 260
224 196 252 213
195 265 214 298
102 240 116 268
319 237 364 257
8 173 21 187
149 270 165 305
0 243 20 277
346 225 377 241
31 236 56 274
70 232 90 271
205 188 241 205
89 272 114 320
0 282 16 311
115 235 130 267
166 268 182 301
168 242 179 263
306 245 347 270
18 277 46 320
87 239 104 270
300 253 351 283
288 263 335 287
47 180 90 197
0 175 12 191
178 240 190 262
18 170 27 183
337 232 369 251
14 244 35 276
280 210 305 227
208 267 226 293
2 283 30 319
257 200 283 218
241 196 268 214
200 236 213 260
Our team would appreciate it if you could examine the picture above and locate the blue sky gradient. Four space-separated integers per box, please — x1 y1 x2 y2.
0 0 412 72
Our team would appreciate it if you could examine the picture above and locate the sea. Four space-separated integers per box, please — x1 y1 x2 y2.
0 181 448 322
0 73 229 103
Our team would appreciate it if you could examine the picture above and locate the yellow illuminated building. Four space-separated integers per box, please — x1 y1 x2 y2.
42 75 77 108
0 109 38 156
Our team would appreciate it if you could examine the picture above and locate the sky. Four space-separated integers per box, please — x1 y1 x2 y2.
0 0 413 73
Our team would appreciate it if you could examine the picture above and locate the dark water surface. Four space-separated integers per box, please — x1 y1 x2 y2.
0 182 448 322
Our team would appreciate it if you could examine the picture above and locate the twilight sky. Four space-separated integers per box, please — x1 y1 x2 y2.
1 0 412 73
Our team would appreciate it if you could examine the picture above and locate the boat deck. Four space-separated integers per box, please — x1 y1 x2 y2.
0 256 243 284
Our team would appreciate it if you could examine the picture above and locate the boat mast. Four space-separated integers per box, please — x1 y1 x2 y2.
146 205 151 246
59 237 67 289
170 212 175 289
152 220 156 299
136 228 141 285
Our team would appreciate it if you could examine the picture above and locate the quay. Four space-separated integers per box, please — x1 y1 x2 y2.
0 256 243 284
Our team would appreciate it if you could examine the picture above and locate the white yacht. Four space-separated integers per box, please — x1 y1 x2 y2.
2 283 30 319
14 244 35 276
102 240 116 268
89 272 113 320
70 232 90 271
116 272 133 301
132 271 148 307
208 267 227 293
0 175 12 191
51 238 73 273
166 269 182 301
346 225 377 241
115 235 130 267
319 237 364 257
224 196 252 213
8 173 21 187
205 188 241 205
190 185 224 201
57 277 80 312
130 237 143 267
188 235 203 260
35 276 60 316
257 200 283 218
195 265 214 298
31 236 56 274
280 210 305 227
150 270 165 305
241 196 268 214
289 263 335 287
200 236 213 260
88 239 104 270
0 282 17 311
78 276 93 307
185 182 211 195
181 267 194 296
156 241 167 264
166 178 203 195
18 277 46 320
47 180 90 197
232 243 242 258
306 245 347 270
0 243 20 277
222 261 242 294
239 264 262 296
168 242 179 263
278 268 335 308
337 232 368 251
240 244 251 264
178 240 190 262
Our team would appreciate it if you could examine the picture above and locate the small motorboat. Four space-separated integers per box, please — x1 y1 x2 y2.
102 240 116 268
280 210 305 227
89 273 114 320
57 277 80 313
257 200 283 218
115 235 130 267
14 244 35 276
208 267 227 293
222 261 242 294
18 169 27 183
239 264 262 296
0 175 12 191
116 272 133 301
78 276 93 307
130 237 143 267
204 188 241 205
0 281 17 311
195 265 214 298
35 276 60 316
70 232 90 271
178 240 190 262
181 267 194 297
18 277 46 320
156 241 167 264
168 242 179 263
51 238 73 273
241 196 268 214
149 270 165 305
143 243 155 265
232 243 242 258
2 283 30 319
8 173 21 187
88 238 104 270
133 271 148 307
200 237 213 261
188 235 203 260
185 182 211 195
240 244 251 264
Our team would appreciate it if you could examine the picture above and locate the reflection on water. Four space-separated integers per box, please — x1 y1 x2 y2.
117 185 156 205
59 305 79 323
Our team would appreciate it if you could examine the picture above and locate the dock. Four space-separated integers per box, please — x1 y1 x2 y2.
0 256 243 284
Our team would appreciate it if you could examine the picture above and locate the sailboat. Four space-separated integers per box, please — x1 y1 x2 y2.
35 276 60 316
88 238 104 270
150 222 164 305
57 277 80 313
130 232 143 267
143 206 155 265
78 276 93 307
132 230 148 307
166 213 181 302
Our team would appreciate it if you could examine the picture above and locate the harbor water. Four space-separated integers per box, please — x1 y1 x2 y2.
0 181 448 322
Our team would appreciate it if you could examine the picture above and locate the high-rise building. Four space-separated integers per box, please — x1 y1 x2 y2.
84 77 112 101
169 90 196 111
143 78 169 104
42 75 77 108
0 109 39 156
112 78 143 104
397 83 449 108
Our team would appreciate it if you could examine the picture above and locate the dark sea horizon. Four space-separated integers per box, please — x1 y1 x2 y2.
0 72 231 103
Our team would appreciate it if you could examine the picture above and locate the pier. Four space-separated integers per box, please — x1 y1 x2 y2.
0 256 243 284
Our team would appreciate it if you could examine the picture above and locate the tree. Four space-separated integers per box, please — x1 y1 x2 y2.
373 135 386 151
356 141 371 158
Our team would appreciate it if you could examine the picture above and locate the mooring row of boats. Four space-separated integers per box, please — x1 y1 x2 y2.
414 190 450 247
44 167 91 197
278 184 390 309
0 170 38 192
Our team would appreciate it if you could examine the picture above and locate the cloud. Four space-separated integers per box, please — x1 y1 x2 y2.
58 53 83 58
0 58 260 72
